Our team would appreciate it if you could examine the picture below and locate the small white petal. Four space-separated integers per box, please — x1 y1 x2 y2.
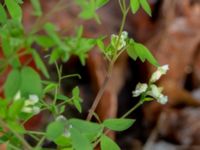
14 91 21 101
32 106 40 114
157 95 168 104
56 115 67 121
150 71 162 83
147 84 162 98
29 94 39 103
24 95 39 106
150 65 169 83
158 65 169 74
22 107 33 113
63 130 71 138
132 83 148 97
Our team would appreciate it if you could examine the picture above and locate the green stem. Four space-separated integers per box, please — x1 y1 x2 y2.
0 119 32 150
113 1 129 60
7 143 21 150
35 135 45 149
56 97 73 107
87 0 130 121
61 74 81 80
93 99 144 148
26 130 45 135
121 100 143 118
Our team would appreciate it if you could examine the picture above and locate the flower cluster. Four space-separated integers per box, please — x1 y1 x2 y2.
132 65 169 104
14 92 41 114
22 94 40 114
111 31 128 51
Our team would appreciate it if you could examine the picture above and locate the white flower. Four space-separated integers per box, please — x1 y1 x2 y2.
150 65 169 83
22 94 40 114
32 106 40 114
22 107 33 113
69 125 73 129
22 106 40 114
63 130 71 138
157 95 168 104
24 94 39 106
147 84 168 104
132 83 148 97
56 115 67 122
121 31 128 40
111 31 128 51
147 84 163 98
14 91 21 101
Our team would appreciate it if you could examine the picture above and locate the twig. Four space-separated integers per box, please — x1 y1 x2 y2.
0 119 32 150
86 62 114 121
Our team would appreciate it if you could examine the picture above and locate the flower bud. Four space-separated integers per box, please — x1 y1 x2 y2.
150 65 169 83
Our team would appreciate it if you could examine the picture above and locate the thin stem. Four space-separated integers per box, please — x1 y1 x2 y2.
35 136 46 149
57 98 73 107
61 74 81 80
93 99 144 148
87 0 130 121
86 62 114 121
119 0 124 12
113 1 129 60
7 143 21 150
0 119 32 150
28 134 40 142
26 130 45 135
121 100 143 118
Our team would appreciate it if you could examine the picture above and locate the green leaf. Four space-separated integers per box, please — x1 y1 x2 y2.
100 135 120 150
44 23 68 51
97 39 105 52
76 26 83 39
46 121 65 141
0 100 8 118
96 0 110 8
140 0 152 16
134 42 158 66
70 127 92 150
131 0 140 14
49 48 61 64
103 118 135 131
0 132 12 144
75 0 96 20
43 83 57 94
127 41 159 66
72 87 82 113
4 69 21 99
15 0 23 4
57 94 69 101
1 36 12 57
7 121 25 134
30 0 42 16
5 0 22 21
0 4 7 24
69 119 103 141
59 105 66 114
8 99 24 119
32 50 50 78
54 135 72 147
20 67 42 98
35 35 55 48
79 6 95 20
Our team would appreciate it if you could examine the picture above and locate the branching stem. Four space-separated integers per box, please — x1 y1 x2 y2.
0 118 32 150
